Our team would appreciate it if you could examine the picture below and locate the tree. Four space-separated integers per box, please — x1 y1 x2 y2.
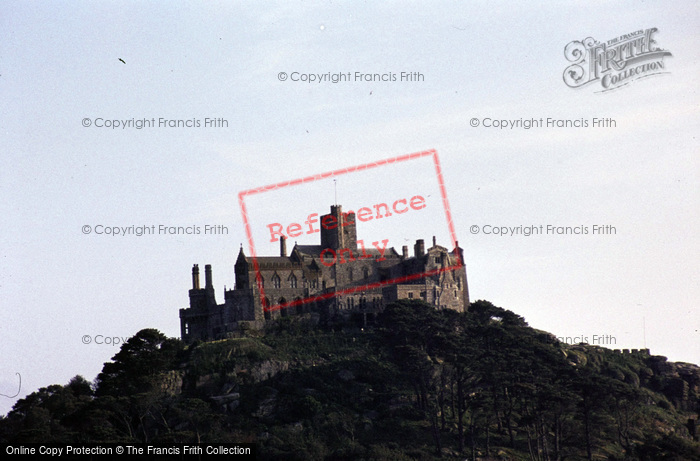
95 329 183 397
1 375 95 443
379 300 452 455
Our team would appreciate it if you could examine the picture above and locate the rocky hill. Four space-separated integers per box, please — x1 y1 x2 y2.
1 300 698 460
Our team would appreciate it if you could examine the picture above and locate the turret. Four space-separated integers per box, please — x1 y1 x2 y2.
234 246 250 289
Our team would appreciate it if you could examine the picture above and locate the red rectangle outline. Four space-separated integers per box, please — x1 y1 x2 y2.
237 149 462 313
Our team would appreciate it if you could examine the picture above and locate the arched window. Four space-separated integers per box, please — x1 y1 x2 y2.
263 297 271 320
289 274 297 288
272 273 281 289
363 267 369 279
279 297 288 317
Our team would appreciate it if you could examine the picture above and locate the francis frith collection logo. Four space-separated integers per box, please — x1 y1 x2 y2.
563 27 672 93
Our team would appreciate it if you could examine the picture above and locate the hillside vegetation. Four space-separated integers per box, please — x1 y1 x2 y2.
1 300 698 460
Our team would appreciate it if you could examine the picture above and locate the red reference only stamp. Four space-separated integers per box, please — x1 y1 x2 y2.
237 149 469 317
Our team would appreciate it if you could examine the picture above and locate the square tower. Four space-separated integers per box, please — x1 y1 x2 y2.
320 205 357 251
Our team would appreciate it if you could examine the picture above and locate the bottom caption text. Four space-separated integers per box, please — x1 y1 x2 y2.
3 443 256 459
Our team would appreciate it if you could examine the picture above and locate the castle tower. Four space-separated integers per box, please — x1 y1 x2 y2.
414 239 425 257
453 241 470 308
320 205 357 251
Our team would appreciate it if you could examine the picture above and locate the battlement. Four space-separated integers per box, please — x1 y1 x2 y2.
613 348 651 355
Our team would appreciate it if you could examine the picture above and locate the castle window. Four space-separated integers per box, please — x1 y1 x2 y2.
279 298 288 317
272 274 281 289
311 279 318 289
289 274 297 288
263 297 271 320
420 291 426 298
363 267 369 279
184 323 189 335
435 257 440 264
349 268 353 281
408 292 414 299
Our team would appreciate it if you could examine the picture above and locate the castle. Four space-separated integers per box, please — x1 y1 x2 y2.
179 204 469 342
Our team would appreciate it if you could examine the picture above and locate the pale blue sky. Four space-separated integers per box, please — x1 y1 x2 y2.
1 1 698 414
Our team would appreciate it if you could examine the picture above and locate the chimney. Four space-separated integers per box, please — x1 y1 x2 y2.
432 235 436 247
402 245 409 259
414 239 425 257
192 264 200 289
205 264 213 289
280 235 287 257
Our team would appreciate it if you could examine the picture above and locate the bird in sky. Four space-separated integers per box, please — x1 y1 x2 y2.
119 58 126 64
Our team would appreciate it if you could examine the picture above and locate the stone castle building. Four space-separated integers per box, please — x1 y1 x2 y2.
180 204 469 342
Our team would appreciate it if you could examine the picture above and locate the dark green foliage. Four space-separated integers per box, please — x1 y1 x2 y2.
1 308 698 460
95 328 184 397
